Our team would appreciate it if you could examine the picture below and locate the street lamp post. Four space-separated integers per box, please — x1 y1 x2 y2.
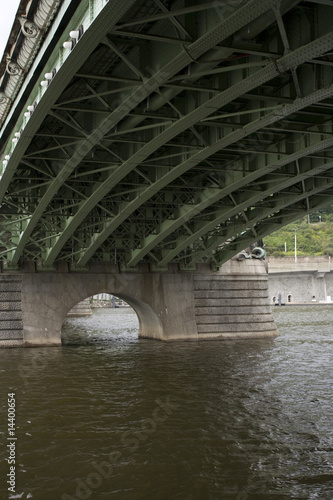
294 228 301 264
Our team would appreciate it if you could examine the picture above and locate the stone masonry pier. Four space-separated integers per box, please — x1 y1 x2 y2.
0 259 278 347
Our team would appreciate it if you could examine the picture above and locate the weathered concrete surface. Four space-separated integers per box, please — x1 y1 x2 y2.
194 259 278 340
267 256 333 303
19 266 197 345
267 255 331 273
0 259 278 347
67 298 92 317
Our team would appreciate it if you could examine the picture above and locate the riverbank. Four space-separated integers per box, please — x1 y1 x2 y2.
274 301 333 306
91 300 133 310
267 256 332 304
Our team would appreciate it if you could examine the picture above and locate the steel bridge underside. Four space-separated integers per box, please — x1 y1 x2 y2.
1 0 333 271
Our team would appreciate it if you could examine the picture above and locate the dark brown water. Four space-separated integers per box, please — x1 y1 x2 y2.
0 306 332 500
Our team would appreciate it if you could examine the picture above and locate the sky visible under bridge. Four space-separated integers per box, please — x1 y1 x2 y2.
0 1 21 57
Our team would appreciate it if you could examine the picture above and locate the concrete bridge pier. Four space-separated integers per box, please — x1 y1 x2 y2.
0 259 278 347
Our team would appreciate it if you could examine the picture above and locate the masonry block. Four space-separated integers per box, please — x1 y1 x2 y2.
0 330 24 339
0 292 21 301
0 282 21 292
0 302 21 311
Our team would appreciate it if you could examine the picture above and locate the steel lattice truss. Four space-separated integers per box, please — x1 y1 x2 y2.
1 0 333 270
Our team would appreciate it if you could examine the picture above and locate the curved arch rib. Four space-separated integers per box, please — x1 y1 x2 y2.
212 188 333 268
179 164 333 268
0 0 139 204
49 31 333 268
36 0 283 267
9 0 276 267
155 136 333 268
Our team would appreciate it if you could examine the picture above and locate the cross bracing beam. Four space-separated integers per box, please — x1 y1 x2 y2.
4 0 283 266
73 81 333 268
113 1 238 30
132 139 333 268
211 188 333 268
39 33 333 268
171 163 333 269
2 0 333 268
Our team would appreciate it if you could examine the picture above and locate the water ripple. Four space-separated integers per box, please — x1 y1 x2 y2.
0 306 332 499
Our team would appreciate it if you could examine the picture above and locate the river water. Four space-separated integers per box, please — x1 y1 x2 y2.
0 306 332 500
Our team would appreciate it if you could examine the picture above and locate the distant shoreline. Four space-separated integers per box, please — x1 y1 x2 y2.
273 302 333 306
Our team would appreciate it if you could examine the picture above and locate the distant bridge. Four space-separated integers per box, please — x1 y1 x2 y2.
1 0 333 271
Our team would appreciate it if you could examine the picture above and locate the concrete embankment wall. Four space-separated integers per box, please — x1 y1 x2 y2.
267 256 333 303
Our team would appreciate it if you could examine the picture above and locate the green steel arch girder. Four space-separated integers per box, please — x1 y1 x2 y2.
39 0 288 266
5 0 280 267
179 161 333 269
155 139 333 268
125 86 333 268
212 188 333 268
0 0 139 263
0 0 138 200
1 0 333 269
46 32 333 268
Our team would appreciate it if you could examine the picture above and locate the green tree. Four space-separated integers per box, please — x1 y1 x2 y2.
263 216 333 257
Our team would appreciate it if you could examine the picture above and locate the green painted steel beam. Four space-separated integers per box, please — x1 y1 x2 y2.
181 164 333 268
114 2 236 30
3 0 333 269
0 0 139 203
76 83 333 268
48 31 333 268
53 86 139 107
38 0 279 267
113 30 192 46
152 155 333 268
212 189 333 268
